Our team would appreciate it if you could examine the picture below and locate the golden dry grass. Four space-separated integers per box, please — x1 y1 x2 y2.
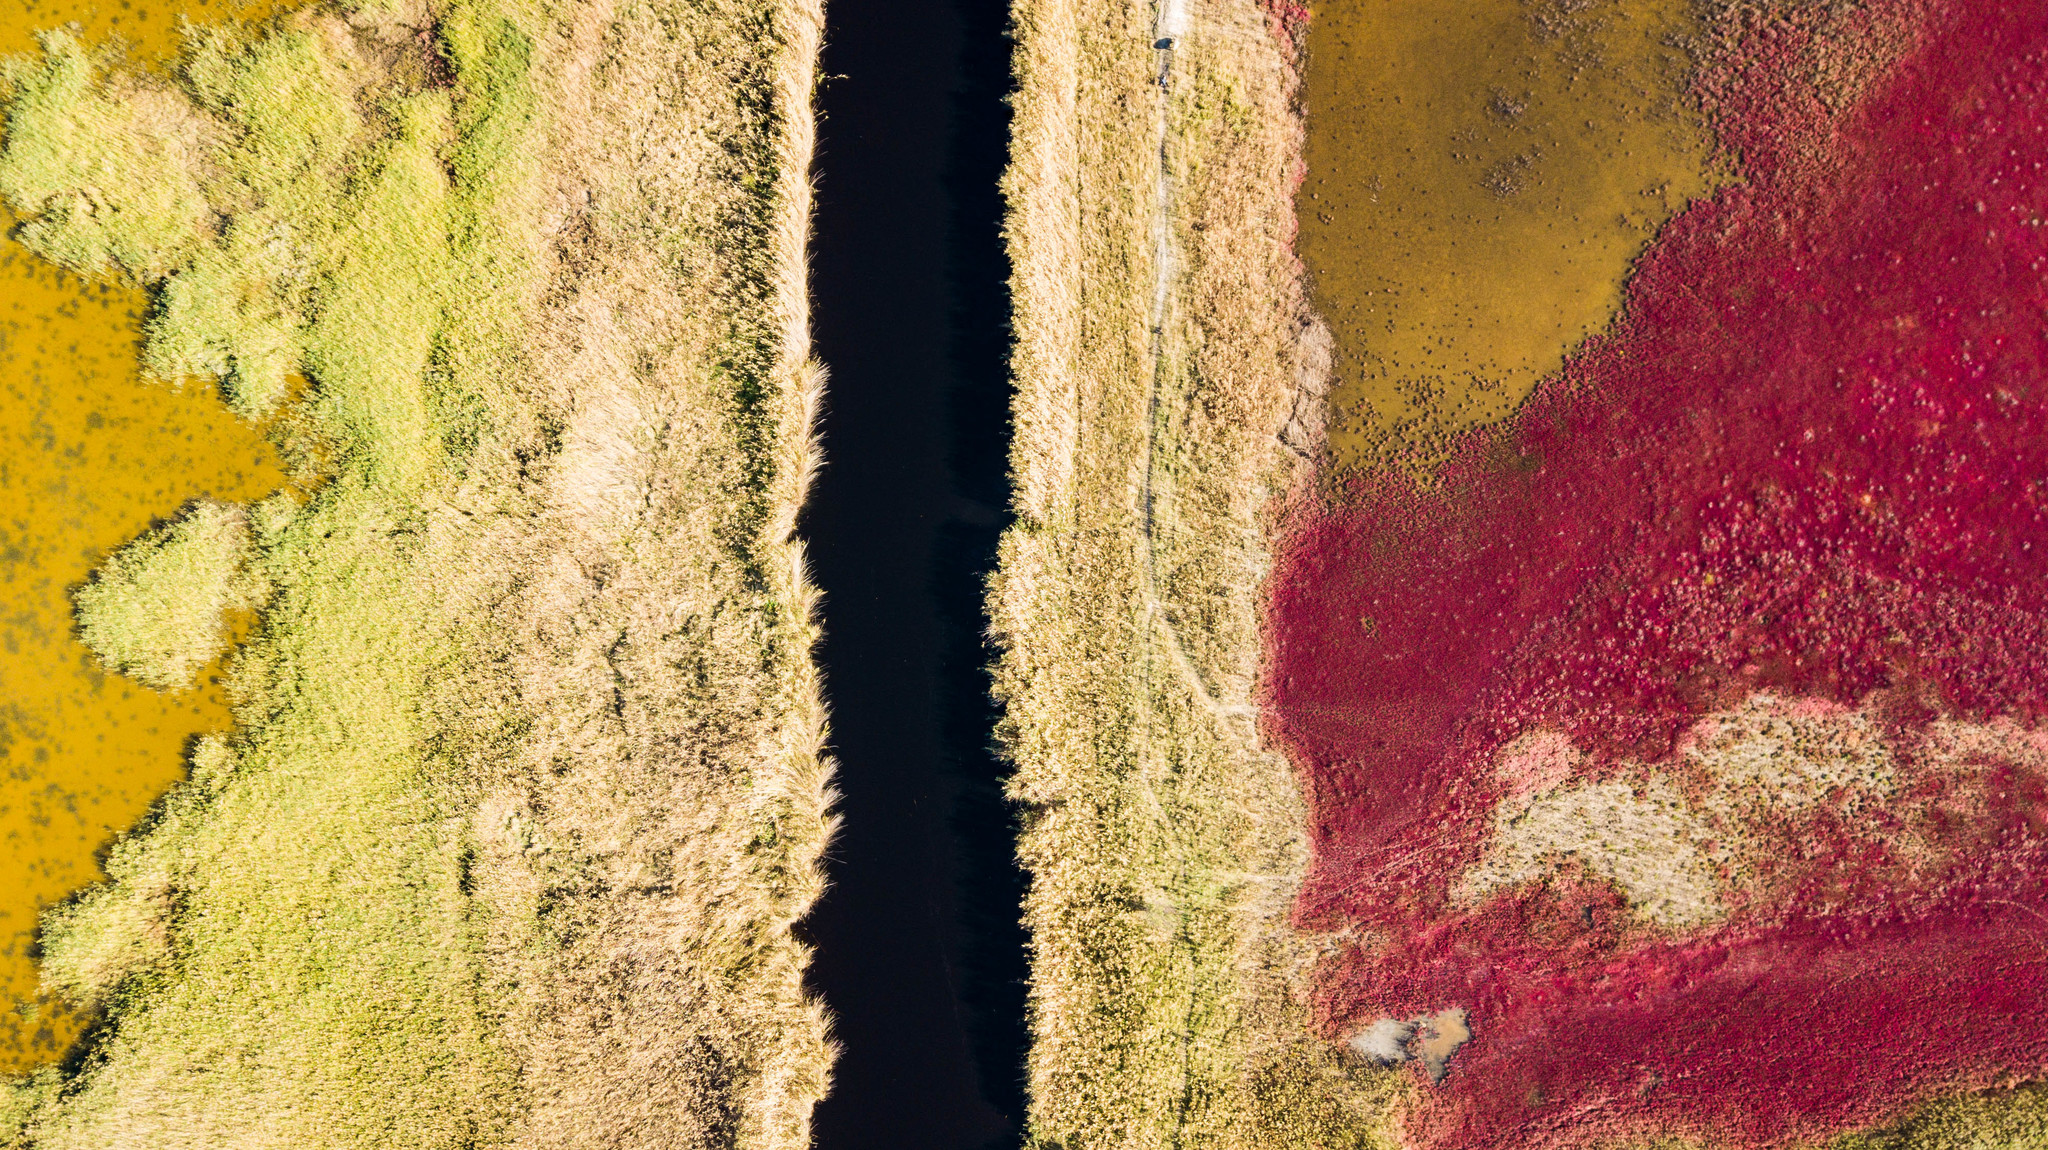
993 0 1395 1143
0 0 833 1144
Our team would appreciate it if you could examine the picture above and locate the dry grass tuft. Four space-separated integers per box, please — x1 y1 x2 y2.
994 0 1395 1143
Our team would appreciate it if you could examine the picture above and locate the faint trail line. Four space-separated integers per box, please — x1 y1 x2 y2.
1138 0 1232 730
1136 7 1223 1148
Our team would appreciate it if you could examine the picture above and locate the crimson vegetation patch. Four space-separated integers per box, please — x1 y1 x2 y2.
1269 2 2048 1146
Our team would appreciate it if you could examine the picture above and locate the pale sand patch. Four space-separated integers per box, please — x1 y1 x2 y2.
1683 693 1897 816
1495 730 1588 802
1413 1007 1471 1085
1459 693 2036 932
1345 1007 1471 1084
1348 1018 1415 1065
1459 777 1723 929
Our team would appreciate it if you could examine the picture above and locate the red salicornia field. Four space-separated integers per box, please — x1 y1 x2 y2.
1268 1 2048 1146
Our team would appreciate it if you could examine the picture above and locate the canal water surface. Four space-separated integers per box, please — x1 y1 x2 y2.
802 0 1025 1144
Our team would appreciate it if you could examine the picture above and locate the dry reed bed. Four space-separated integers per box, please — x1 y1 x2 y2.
0 0 832 1145
993 0 1393 1142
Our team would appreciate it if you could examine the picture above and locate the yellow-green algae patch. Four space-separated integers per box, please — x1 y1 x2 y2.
1299 0 1722 466
0 0 289 1075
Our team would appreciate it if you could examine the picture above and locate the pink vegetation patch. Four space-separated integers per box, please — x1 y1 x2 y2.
1268 1 2048 1147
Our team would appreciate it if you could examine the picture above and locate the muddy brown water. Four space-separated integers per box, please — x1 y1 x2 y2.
0 0 286 1070
1299 0 1723 468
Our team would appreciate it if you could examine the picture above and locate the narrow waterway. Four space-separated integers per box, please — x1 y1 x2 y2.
801 0 1026 1144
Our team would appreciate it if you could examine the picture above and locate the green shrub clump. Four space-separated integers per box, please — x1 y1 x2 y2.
74 501 261 690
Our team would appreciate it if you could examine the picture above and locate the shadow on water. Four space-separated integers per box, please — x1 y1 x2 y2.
799 0 1025 1143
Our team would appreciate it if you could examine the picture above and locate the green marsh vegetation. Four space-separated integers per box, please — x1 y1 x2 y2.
74 501 262 691
0 0 832 1144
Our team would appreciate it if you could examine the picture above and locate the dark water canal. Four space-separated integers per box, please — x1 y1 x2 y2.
801 0 1026 1145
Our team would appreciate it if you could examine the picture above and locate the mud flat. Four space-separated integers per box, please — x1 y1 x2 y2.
1297 0 1718 467
0 1 832 1145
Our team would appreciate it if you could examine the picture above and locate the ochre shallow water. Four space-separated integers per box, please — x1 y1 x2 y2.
1298 0 1719 466
0 0 284 1069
